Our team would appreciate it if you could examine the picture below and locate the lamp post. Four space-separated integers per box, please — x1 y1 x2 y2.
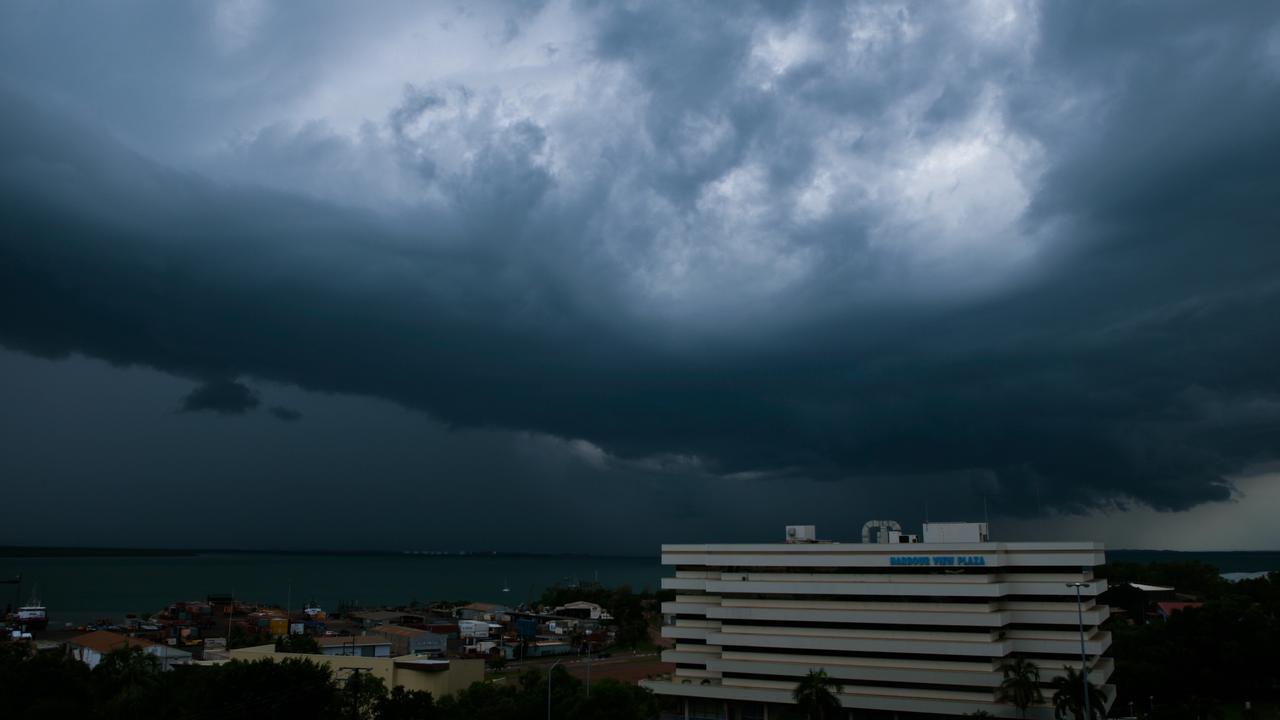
1066 581 1092 720
547 659 562 720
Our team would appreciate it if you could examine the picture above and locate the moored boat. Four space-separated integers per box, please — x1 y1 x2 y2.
15 589 48 631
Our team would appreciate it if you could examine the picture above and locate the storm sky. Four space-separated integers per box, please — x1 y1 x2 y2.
3 1 1280 553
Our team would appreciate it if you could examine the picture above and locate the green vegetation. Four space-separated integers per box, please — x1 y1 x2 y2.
0 643 337 719
229 623 274 649
1099 560 1234 595
0 642 657 720
275 633 320 653
445 666 657 720
792 668 844 720
998 657 1044 719
1103 564 1280 718
1050 666 1108 720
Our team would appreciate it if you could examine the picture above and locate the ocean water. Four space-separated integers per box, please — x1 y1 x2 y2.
1 553 663 626
4 549 1275 627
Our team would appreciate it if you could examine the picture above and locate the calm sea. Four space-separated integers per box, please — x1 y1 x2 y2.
1 553 662 626
3 549 1275 627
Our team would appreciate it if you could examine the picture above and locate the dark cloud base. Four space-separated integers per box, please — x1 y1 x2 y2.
3 2 1280 522
269 406 303 422
181 379 260 415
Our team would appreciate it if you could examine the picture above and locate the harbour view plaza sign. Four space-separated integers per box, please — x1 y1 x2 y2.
889 555 987 566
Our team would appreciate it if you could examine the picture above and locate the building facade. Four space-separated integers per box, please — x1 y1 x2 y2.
373 624 449 657
230 645 484 698
316 634 393 657
640 523 1113 719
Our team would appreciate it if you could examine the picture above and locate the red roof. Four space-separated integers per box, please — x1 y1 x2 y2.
1157 601 1203 616
69 630 157 654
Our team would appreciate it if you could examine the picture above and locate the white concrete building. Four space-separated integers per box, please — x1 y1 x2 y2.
641 523 1113 719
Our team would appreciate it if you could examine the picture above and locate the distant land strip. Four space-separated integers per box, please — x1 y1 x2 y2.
0 547 199 558
0 546 651 559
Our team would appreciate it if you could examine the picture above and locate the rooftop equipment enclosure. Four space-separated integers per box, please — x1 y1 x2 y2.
921 522 989 543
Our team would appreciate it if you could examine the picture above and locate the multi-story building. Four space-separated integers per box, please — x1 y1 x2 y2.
640 522 1113 719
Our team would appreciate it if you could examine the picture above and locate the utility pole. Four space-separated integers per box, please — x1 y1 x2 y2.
547 659 562 720
345 667 370 720
1067 580 1092 720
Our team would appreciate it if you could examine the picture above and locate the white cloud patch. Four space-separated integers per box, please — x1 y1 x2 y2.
213 0 269 54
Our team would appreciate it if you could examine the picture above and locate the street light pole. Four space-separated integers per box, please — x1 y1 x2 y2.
1067 581 1092 720
547 659 562 720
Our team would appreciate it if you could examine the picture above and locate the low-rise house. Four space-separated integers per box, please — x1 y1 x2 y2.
551 601 613 621
316 634 392 658
68 630 193 671
457 619 490 639
372 624 447 657
350 610 404 629
456 602 510 621
1100 582 1176 624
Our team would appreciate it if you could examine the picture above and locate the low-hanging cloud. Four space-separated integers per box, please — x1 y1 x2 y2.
181 379 261 415
2 0 1280 523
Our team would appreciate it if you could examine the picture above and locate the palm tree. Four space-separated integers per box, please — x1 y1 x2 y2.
1050 667 1107 720
997 658 1043 719
793 668 845 720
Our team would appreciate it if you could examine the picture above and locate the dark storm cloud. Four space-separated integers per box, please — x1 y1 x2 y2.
2 1 1280 523
181 379 261 415
269 406 303 422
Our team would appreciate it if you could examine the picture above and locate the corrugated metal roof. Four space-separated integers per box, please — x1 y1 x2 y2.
1127 582 1175 592
373 624 428 637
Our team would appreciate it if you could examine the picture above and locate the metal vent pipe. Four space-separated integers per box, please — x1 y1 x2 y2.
861 519 902 543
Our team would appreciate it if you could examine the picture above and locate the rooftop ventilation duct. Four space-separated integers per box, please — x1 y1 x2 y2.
861 520 902 544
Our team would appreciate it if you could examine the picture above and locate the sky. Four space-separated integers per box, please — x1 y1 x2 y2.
2 1 1280 554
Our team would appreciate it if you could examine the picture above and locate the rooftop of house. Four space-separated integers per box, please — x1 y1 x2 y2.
350 610 404 621
373 624 429 638
1128 582 1176 592
69 630 191 658
316 635 392 648
1157 601 1204 615
69 630 158 654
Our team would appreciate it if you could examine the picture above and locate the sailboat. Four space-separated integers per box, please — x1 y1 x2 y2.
501 578 511 594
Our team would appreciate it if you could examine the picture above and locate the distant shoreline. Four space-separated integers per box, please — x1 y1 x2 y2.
1 546 1275 567
0 546 652 560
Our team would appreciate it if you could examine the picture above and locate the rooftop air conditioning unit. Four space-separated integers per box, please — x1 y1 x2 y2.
785 525 817 543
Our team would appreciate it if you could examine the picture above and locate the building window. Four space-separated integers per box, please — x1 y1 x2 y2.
690 700 727 720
